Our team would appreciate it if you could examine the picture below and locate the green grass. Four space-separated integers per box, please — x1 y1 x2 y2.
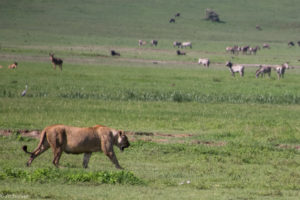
0 0 300 199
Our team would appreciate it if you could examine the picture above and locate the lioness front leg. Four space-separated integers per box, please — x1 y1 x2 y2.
82 153 92 168
105 151 123 169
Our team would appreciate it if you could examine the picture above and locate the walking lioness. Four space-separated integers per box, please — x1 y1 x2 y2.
22 125 130 169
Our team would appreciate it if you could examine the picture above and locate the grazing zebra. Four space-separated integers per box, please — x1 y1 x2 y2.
255 65 271 78
275 63 289 79
138 40 147 46
226 46 236 54
181 42 192 48
49 53 63 71
225 61 244 77
198 58 210 67
249 46 260 55
262 43 270 49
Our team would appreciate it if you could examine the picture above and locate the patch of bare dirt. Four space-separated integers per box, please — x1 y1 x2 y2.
275 144 300 150
191 140 227 146
0 129 40 138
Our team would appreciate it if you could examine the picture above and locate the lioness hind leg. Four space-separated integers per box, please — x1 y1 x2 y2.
82 153 92 168
27 144 50 167
105 151 123 169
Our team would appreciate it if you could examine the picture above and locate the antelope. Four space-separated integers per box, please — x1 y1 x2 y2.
8 62 18 69
49 53 63 71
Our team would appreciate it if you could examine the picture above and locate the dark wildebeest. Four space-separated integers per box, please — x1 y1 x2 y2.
256 25 262 30
241 46 249 54
49 53 63 71
173 41 182 48
151 40 158 47
288 41 295 47
175 13 180 17
169 18 175 23
111 50 120 56
176 50 186 55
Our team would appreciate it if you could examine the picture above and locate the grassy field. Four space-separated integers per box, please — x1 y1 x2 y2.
0 0 300 199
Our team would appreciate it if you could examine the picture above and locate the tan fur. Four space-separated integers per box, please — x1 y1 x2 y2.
22 125 130 169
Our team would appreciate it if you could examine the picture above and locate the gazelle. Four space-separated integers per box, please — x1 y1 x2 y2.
49 53 63 71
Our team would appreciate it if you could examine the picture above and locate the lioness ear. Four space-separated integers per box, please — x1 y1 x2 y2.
118 131 122 136
118 130 125 136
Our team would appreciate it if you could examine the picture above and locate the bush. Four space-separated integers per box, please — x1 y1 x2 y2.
0 167 144 185
205 8 220 22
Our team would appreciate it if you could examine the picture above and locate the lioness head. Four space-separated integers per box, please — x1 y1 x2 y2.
117 131 130 151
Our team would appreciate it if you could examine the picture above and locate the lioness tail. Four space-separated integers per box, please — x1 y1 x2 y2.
22 129 47 155
22 145 32 154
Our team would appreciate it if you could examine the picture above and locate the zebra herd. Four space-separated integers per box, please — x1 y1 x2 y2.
137 39 291 79
225 62 290 79
226 45 261 55
138 39 291 79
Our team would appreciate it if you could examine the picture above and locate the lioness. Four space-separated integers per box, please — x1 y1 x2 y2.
22 125 130 169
